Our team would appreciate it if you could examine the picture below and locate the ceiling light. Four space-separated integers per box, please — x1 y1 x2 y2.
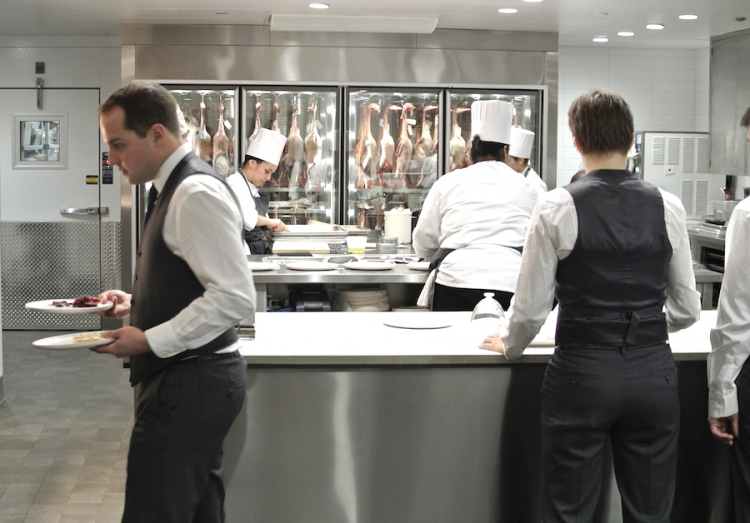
679 14 698 20
270 14 438 33
498 8 518 14
593 36 609 43
309 3 329 8
618 31 635 36
522 0 543 3
646 23 665 30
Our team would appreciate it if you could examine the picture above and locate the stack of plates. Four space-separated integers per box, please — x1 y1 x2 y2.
340 289 390 311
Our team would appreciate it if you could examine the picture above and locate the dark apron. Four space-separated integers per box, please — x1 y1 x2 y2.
240 172 271 255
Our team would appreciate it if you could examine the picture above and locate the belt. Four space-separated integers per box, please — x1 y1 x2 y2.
181 350 240 362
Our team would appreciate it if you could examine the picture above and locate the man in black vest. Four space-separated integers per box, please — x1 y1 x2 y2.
480 88 701 521
93 82 255 523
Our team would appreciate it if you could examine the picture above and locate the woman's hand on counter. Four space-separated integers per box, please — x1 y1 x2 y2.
479 333 505 354
708 414 739 446
98 289 132 319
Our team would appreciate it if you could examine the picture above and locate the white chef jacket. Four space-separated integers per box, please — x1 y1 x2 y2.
226 169 262 231
708 197 750 418
144 143 256 359
413 160 544 293
524 166 548 193
502 185 701 360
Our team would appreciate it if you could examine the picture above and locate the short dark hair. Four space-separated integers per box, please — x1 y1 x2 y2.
99 81 180 138
568 89 634 156
469 135 508 163
243 155 263 168
741 107 750 128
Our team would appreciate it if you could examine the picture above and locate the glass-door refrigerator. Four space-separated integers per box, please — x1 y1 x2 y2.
136 86 239 244
242 87 339 226
445 89 543 174
344 87 441 233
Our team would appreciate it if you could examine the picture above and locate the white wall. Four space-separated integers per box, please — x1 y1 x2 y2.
556 46 711 188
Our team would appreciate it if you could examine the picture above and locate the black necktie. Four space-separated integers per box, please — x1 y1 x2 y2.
145 185 158 224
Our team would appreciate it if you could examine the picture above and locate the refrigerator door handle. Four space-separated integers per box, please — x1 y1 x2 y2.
59 207 109 216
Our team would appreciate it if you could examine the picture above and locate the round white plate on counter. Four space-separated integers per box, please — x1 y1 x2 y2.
286 261 338 271
247 261 280 271
383 315 452 330
33 331 115 350
407 261 431 271
343 261 396 271
25 299 113 314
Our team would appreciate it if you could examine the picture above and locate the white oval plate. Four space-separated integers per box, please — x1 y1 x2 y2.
25 299 113 314
383 315 452 330
33 331 115 350
247 261 280 271
343 261 396 271
407 261 431 271
286 262 339 271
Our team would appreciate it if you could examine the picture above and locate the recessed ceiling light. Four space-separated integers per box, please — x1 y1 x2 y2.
646 23 665 30
522 0 543 3
593 36 609 43
498 8 518 14
618 31 635 36
309 3 329 9
679 14 698 20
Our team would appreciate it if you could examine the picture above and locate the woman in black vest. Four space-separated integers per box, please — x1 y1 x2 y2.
227 128 288 254
480 89 701 522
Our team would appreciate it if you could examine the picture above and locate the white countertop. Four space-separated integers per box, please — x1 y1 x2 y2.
239 310 717 365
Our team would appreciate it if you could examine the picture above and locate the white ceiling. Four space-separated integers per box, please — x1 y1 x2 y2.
1 0 748 50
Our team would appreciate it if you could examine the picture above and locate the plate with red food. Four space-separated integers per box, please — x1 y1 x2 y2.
25 295 113 314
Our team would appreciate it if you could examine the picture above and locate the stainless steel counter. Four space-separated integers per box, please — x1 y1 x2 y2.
223 311 731 523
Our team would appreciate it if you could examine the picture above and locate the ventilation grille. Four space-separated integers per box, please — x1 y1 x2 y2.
666 137 680 165
682 137 695 173
680 179 694 216
694 180 708 216
696 136 709 173
652 136 665 164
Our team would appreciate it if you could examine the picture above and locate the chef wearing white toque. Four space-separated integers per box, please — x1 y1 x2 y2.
413 100 545 311
507 128 548 192
227 128 288 254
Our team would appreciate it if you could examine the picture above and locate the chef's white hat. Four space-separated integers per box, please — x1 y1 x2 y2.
246 128 287 166
509 128 535 159
471 100 513 144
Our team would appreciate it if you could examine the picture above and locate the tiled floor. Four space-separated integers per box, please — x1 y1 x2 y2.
0 330 133 523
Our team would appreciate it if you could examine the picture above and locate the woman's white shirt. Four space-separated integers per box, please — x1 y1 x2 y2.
227 170 260 231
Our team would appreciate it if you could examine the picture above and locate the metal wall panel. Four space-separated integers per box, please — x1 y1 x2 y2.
122 24 269 46
0 222 120 330
270 31 417 49
710 38 738 175
134 45 549 87
418 28 557 52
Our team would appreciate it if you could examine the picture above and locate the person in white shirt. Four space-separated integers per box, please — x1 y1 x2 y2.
413 100 544 311
94 82 256 523
707 106 750 521
505 127 547 193
226 128 288 254
480 88 701 522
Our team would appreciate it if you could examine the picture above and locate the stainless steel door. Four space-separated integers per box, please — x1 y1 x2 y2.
0 88 106 330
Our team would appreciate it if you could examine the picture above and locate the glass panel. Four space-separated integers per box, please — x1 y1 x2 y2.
18 119 62 163
168 88 238 179
243 88 338 226
447 90 541 173
345 88 440 233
